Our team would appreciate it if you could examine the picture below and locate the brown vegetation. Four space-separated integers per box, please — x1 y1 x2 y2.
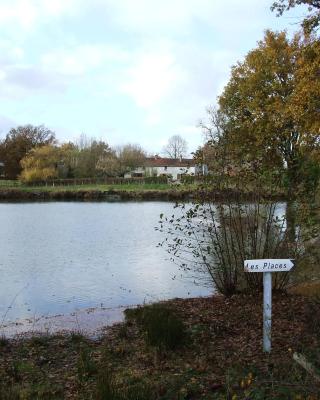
0 294 319 399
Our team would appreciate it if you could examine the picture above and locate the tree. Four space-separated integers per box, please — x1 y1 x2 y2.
96 151 119 177
197 107 242 185
0 125 56 179
20 145 60 183
218 30 320 197
271 0 320 34
198 106 227 144
117 144 146 174
97 144 146 176
162 135 188 159
58 142 78 178
72 137 113 178
96 144 146 177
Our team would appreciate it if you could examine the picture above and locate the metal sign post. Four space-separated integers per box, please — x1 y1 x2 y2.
263 272 272 353
244 259 294 353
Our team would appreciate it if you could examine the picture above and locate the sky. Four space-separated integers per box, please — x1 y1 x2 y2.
0 0 307 155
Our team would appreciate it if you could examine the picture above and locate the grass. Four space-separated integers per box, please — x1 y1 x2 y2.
125 303 186 351
0 180 21 187
77 344 97 382
0 181 197 192
95 369 153 400
29 333 51 347
0 295 319 399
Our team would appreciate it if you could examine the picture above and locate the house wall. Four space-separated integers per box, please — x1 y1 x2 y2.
145 166 195 180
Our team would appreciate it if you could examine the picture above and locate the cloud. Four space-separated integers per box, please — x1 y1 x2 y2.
0 0 304 154
0 0 79 31
0 41 128 98
119 39 236 136
121 46 186 108
97 0 273 37
4 66 67 92
0 115 16 137
0 38 67 97
41 44 128 77
0 0 37 30
0 40 24 65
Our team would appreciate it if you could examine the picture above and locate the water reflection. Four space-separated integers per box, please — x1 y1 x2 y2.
0 202 211 323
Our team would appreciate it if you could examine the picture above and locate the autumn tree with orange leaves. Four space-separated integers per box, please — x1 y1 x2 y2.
218 30 320 197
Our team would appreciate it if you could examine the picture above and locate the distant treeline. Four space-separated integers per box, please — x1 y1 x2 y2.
0 128 148 183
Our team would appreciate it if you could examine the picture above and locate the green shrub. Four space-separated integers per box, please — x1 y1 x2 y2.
125 304 186 351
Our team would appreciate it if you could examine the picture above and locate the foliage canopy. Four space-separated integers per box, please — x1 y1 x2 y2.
218 30 320 196
0 125 56 179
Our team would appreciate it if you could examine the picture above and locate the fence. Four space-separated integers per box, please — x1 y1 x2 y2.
23 176 169 187
0 179 21 187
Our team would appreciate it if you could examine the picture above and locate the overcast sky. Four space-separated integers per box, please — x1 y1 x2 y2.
0 0 306 155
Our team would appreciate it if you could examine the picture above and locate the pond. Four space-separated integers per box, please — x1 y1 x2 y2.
0 202 212 329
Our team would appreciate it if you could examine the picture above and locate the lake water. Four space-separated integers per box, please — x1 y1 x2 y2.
0 202 211 327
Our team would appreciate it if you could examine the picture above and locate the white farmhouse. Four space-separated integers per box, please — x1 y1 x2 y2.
123 156 205 180
144 156 197 180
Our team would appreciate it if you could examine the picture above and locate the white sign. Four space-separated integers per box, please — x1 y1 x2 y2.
243 258 295 353
244 259 294 273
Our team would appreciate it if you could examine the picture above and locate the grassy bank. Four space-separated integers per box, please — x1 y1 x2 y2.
0 180 184 192
0 181 287 202
0 181 182 192
0 294 319 399
0 181 199 201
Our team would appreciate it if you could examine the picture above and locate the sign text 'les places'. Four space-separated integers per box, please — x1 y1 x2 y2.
244 259 294 273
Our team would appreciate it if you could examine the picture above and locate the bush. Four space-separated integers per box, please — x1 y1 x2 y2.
125 304 186 351
158 197 300 296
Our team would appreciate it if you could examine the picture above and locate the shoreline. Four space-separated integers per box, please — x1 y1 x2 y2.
0 305 127 339
1 281 316 339
0 188 286 202
0 293 318 398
